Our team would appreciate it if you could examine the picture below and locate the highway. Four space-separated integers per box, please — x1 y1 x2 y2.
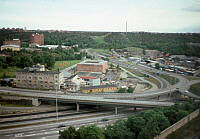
0 109 134 139
0 87 174 107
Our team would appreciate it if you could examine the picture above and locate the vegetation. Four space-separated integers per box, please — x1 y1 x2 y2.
145 77 161 88
53 60 81 71
189 83 200 96
0 47 89 75
166 113 200 139
0 67 19 78
159 74 179 85
59 101 199 139
1 29 200 57
127 68 145 77
117 87 134 93
184 76 200 81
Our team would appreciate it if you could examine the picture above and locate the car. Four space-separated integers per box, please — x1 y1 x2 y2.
58 124 66 128
184 91 189 93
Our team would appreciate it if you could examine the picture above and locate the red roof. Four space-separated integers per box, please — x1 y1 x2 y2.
80 76 96 79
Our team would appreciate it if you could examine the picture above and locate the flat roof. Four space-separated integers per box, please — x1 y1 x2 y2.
1 45 20 48
81 85 117 90
78 60 107 65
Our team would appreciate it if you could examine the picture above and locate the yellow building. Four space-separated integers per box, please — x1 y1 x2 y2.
81 85 118 93
1 45 20 51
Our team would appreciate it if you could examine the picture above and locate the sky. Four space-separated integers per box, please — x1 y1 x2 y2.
0 0 200 33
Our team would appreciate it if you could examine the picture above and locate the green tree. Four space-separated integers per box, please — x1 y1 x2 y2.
117 88 127 93
106 120 134 139
126 116 145 138
155 63 160 69
59 126 78 139
77 124 105 139
127 87 134 93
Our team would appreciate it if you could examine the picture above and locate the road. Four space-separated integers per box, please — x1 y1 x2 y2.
0 111 132 139
87 49 200 100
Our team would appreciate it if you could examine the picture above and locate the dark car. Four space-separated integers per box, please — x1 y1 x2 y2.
58 124 66 128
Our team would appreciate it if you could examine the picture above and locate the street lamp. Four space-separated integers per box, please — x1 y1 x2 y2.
55 75 60 122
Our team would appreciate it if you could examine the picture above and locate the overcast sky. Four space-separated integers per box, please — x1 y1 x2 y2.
0 0 200 32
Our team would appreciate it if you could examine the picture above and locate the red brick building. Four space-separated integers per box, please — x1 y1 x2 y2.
30 33 44 46
76 60 108 73
3 39 21 46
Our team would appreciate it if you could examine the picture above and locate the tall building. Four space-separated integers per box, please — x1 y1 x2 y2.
30 33 44 46
76 60 108 73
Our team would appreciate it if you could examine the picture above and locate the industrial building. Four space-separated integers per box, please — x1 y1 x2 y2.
15 64 63 90
0 45 20 51
30 33 44 46
76 60 108 73
80 85 118 93
1 39 21 51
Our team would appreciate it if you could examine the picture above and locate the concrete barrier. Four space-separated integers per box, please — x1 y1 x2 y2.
154 109 200 139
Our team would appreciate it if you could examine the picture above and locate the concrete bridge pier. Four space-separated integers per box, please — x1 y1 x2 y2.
115 107 118 115
32 98 41 106
76 103 79 112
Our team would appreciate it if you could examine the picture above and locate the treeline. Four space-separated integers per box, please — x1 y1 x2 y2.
1 30 200 57
104 32 200 57
0 47 89 69
59 101 199 139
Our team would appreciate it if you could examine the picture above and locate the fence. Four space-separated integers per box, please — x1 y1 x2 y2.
154 108 200 139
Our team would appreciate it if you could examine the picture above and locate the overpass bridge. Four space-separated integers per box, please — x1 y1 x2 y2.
0 87 173 114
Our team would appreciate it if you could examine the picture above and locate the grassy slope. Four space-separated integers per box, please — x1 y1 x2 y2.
166 114 200 139
0 67 20 79
189 83 200 96
91 35 107 44
52 60 81 71
160 74 179 85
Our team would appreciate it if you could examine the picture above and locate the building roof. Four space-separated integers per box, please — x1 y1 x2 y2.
1 45 20 48
81 85 117 90
17 69 60 74
80 76 97 79
78 60 107 65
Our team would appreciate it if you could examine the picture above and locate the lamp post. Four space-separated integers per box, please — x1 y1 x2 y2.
55 75 60 122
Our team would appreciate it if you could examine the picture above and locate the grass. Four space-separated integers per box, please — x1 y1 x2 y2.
127 68 145 77
189 83 200 96
91 35 107 44
185 76 200 81
91 48 111 55
0 67 20 79
52 60 81 71
160 74 179 85
166 114 200 139
145 77 161 88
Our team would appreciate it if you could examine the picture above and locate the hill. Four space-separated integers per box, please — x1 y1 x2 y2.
0 29 200 57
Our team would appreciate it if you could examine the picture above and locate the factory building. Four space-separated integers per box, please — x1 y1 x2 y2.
80 85 118 93
1 39 21 51
30 33 44 46
76 60 108 73
15 64 63 90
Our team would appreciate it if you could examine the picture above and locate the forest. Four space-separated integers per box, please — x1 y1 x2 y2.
1 29 200 57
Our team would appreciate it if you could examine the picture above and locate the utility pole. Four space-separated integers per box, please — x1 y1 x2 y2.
126 21 127 34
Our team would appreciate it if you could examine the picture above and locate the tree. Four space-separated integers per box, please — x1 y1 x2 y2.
155 63 160 69
117 88 127 93
59 126 78 139
127 87 134 93
77 124 105 139
126 116 145 138
106 120 134 139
